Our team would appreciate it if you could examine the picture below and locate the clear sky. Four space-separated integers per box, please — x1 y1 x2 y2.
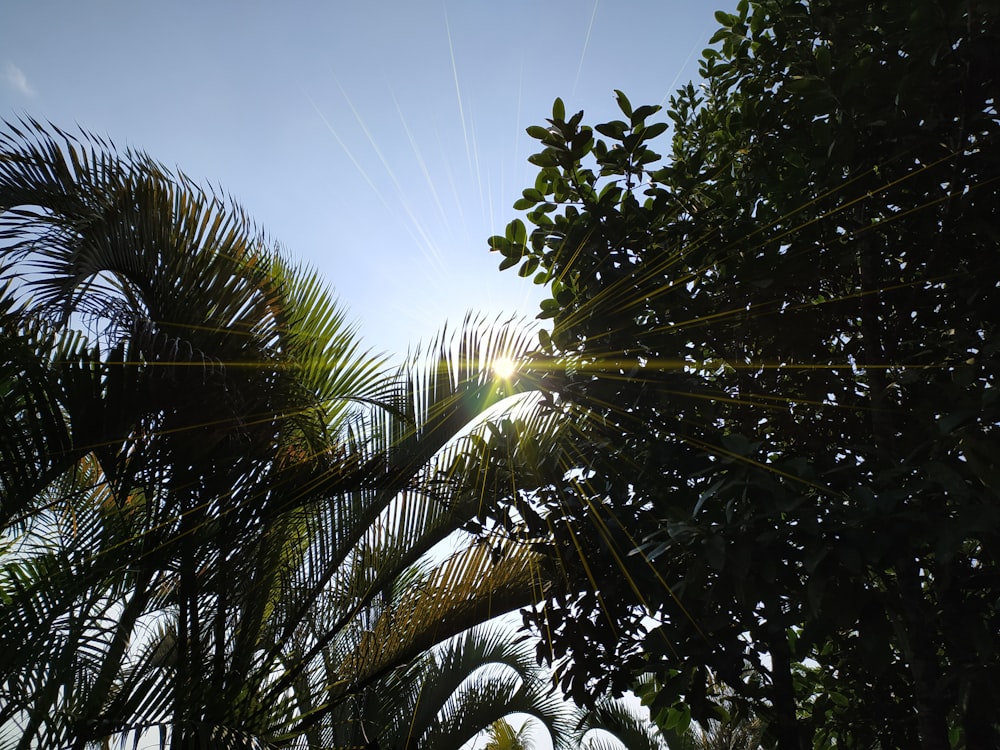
2 1 722 360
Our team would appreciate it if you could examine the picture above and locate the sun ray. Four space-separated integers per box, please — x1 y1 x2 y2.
301 88 387 209
388 86 450 272
468 103 487 223
442 4 472 175
659 33 706 108
572 0 600 100
330 75 445 275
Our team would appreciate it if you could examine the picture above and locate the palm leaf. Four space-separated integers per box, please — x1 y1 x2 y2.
577 695 669 750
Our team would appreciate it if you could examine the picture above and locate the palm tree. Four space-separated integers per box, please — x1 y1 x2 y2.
340 625 570 750
682 717 764 750
576 695 669 750
0 120 552 749
483 718 538 750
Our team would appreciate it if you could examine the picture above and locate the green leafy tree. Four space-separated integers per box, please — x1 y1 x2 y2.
0 121 550 748
489 1 1000 749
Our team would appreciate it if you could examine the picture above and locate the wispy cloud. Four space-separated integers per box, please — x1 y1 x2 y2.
4 62 36 97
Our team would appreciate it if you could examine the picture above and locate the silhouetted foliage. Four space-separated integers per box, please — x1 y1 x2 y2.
492 1 1000 748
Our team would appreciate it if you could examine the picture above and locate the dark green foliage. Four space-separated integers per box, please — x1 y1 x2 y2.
493 1 1000 748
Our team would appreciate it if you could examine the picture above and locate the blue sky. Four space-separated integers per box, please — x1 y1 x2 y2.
2 1 722 360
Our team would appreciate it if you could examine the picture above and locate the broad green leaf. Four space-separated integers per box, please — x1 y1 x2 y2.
506 218 527 245
631 104 661 125
498 255 519 271
595 120 628 140
613 89 633 118
487 235 511 253
526 125 552 141
552 97 565 121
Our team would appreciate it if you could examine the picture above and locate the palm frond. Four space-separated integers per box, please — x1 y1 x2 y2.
0 292 95 525
358 625 570 750
577 695 669 750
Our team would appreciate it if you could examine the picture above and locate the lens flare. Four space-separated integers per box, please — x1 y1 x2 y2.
492 356 517 379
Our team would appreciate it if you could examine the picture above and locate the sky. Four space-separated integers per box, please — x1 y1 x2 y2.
1 1 723 361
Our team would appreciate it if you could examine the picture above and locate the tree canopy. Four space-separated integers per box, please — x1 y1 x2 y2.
490 1 1000 748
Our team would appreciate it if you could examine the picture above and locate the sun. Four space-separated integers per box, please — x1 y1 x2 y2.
492 356 518 380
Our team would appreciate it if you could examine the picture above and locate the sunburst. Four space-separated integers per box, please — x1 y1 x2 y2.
492 356 518 380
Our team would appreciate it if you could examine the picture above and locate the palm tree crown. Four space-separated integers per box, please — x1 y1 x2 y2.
0 120 552 749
